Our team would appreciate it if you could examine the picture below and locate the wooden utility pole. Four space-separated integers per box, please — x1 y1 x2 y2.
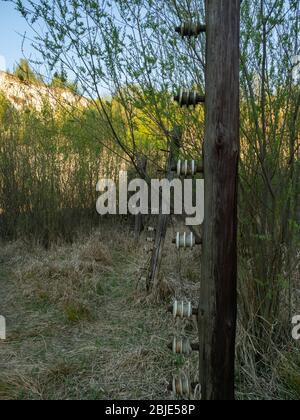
198 0 240 400
147 126 181 292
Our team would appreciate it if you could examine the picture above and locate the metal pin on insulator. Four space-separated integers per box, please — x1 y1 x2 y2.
168 300 197 319
176 160 203 177
175 22 206 38
174 89 205 107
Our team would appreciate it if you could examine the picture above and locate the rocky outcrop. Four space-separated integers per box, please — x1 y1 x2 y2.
0 71 89 111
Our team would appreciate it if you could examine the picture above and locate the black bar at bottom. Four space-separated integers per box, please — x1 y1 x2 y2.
100 401 200 417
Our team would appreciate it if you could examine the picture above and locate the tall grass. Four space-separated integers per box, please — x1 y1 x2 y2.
0 79 299 398
0 96 123 246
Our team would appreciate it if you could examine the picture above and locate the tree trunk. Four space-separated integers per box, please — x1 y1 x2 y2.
198 0 240 400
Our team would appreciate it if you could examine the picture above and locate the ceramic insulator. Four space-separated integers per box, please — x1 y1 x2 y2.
172 374 192 398
172 300 193 319
172 337 192 355
176 232 195 249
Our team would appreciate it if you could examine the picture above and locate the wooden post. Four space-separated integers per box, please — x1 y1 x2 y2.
134 155 148 240
147 126 182 292
198 0 240 400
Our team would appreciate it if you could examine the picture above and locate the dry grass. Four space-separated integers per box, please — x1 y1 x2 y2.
0 222 299 400
0 224 199 400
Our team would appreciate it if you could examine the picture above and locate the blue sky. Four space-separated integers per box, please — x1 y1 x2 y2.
0 1 37 72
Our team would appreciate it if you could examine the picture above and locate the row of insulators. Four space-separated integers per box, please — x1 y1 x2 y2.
167 20 205 400
167 300 200 398
174 22 205 109
159 160 203 178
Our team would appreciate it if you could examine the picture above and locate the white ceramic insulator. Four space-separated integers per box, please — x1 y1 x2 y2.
147 237 154 243
172 374 192 397
184 160 188 176
176 232 195 249
177 160 182 177
188 232 195 248
191 160 196 176
172 300 192 319
172 337 192 355
177 160 197 177
191 91 197 106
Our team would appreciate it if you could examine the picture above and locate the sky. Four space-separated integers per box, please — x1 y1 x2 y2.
1 0 299 80
0 1 37 72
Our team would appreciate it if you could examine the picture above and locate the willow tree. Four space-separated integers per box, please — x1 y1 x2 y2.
12 0 206 176
238 0 300 350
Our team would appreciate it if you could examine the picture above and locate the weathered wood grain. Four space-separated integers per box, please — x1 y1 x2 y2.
198 0 240 400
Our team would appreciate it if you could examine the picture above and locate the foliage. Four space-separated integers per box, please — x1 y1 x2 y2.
13 58 42 83
0 97 125 245
51 66 78 93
